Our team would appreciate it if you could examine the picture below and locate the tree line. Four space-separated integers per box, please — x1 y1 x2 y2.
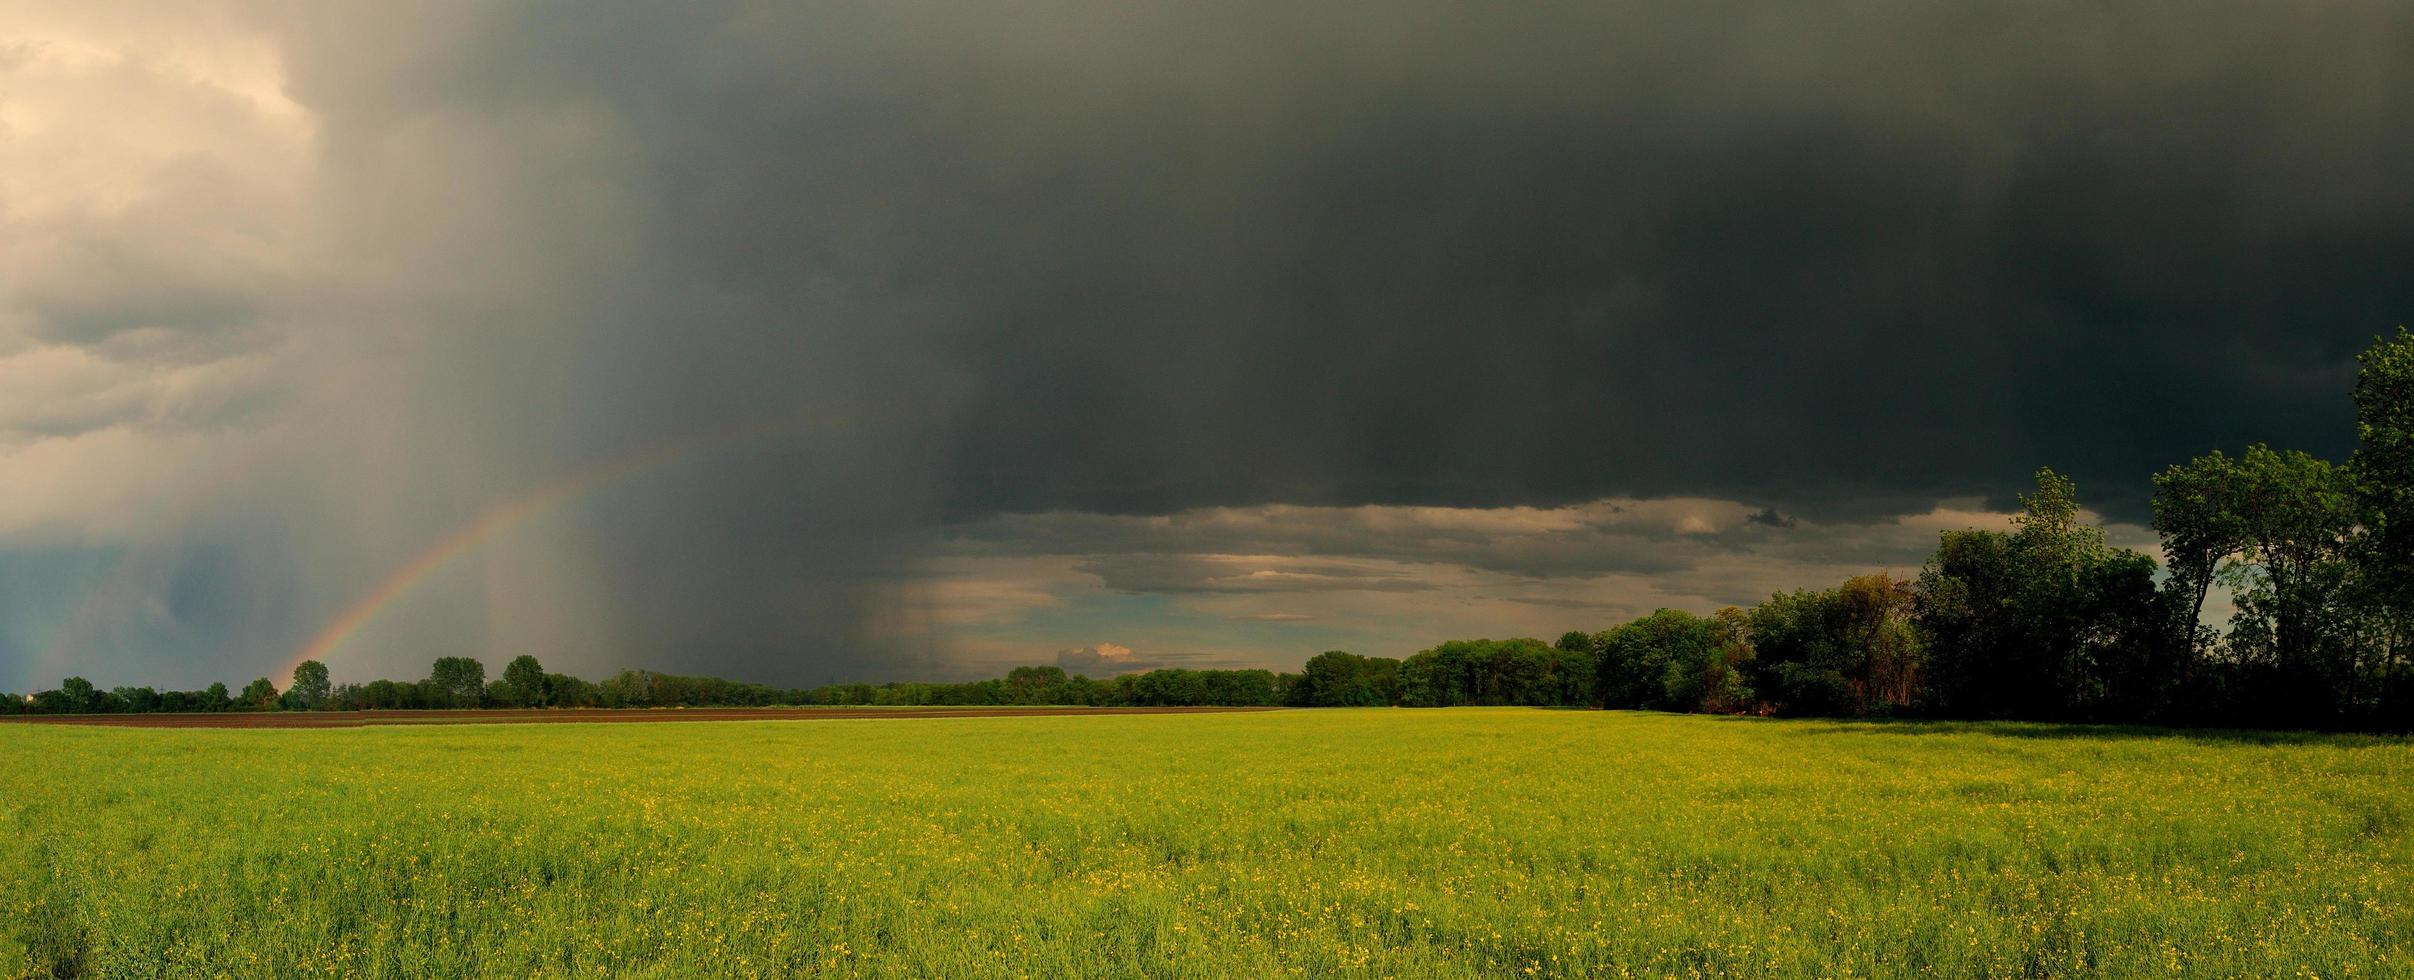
0 656 1309 715
8 330 2410 730
1 655 819 715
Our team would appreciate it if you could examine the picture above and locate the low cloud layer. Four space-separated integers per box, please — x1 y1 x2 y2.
913 498 2159 673
2 0 2406 688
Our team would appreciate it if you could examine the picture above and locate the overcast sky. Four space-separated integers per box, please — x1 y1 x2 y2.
3 0 2409 690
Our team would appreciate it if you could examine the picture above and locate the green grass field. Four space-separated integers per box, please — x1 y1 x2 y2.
4 710 2409 978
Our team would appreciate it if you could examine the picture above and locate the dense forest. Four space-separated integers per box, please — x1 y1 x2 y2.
9 330 2411 731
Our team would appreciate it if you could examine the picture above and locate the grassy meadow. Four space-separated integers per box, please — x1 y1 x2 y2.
4 710 2410 978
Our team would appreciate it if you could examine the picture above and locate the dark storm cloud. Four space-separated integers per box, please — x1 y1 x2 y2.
1744 508 1796 530
259 0 2414 528
934 497 2081 599
948 503 1718 580
11 0 2410 687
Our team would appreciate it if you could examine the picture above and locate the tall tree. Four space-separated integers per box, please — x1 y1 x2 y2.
2224 448 2358 661
1680 606 1757 714
1003 665 1071 705
2350 327 2414 716
1916 469 2166 720
1293 651 1395 707
2151 451 2252 713
58 677 99 713
1550 634 1599 707
2152 451 2247 637
544 672 599 708
288 660 332 710
502 655 548 707
427 657 487 708
1594 610 1719 711
240 677 280 710
1748 576 1918 716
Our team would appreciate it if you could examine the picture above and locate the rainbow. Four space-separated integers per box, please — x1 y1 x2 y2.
279 422 795 678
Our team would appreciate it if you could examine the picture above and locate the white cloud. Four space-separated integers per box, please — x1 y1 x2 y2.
0 4 313 542
1054 641 1137 674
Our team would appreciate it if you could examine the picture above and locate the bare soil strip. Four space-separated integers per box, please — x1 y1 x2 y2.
0 706 1281 729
